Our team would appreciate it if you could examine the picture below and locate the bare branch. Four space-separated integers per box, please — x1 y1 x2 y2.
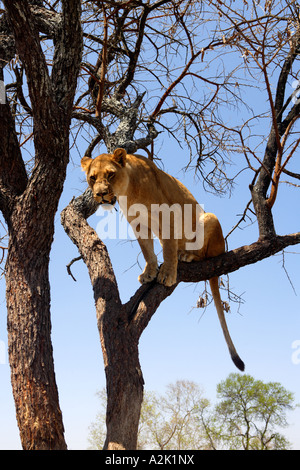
66 256 83 282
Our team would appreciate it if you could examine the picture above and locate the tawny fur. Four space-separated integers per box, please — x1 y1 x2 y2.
81 148 244 370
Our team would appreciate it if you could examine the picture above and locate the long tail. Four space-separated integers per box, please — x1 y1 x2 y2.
209 277 245 371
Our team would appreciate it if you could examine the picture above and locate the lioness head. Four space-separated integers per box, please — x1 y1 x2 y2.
81 148 129 204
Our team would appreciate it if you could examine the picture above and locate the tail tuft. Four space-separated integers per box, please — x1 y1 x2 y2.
232 353 245 372
209 277 245 372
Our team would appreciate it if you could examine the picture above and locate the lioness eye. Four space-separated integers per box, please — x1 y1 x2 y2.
108 172 115 180
89 175 96 182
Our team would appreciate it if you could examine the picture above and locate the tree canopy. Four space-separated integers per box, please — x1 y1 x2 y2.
88 376 297 450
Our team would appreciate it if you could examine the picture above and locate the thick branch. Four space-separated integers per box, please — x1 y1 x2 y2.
30 4 60 38
0 14 15 66
95 2 107 118
0 87 28 220
3 0 82 120
61 192 300 341
178 233 300 282
126 232 300 336
0 4 60 67
115 4 150 99
51 0 82 112
257 33 300 198
274 32 300 119
250 31 300 239
3 0 55 124
60 195 122 319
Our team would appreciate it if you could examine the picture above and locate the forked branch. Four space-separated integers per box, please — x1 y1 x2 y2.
61 194 300 342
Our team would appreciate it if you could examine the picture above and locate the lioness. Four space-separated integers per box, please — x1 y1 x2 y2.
81 148 244 371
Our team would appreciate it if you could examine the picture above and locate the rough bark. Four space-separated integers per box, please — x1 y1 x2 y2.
0 0 82 450
61 195 144 450
4 139 70 449
6 231 66 450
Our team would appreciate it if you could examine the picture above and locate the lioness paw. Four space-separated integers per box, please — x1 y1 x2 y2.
138 272 156 284
157 264 177 287
138 264 158 284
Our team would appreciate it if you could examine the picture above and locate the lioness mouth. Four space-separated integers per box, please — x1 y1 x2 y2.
102 195 117 206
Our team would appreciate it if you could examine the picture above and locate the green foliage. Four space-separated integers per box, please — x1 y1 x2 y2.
88 375 297 450
215 373 295 449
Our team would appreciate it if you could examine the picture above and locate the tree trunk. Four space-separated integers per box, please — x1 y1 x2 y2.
103 331 144 450
61 192 145 450
0 0 82 449
6 239 66 450
4 131 69 449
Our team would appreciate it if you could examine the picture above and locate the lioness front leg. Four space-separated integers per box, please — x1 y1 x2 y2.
137 236 158 284
157 238 178 287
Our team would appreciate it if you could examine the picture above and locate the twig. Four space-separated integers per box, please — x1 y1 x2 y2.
282 168 300 180
19 132 34 147
225 199 253 241
0 245 7 265
281 250 297 296
66 256 83 282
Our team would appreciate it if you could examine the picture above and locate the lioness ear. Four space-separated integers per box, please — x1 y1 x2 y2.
112 148 127 167
81 156 93 173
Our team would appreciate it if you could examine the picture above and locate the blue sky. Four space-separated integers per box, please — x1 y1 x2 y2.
0 132 299 450
0 1 299 449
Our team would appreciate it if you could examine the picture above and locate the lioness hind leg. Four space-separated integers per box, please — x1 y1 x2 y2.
178 250 199 262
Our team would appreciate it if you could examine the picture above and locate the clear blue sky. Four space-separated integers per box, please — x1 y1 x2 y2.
0 132 299 450
0 1 299 448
